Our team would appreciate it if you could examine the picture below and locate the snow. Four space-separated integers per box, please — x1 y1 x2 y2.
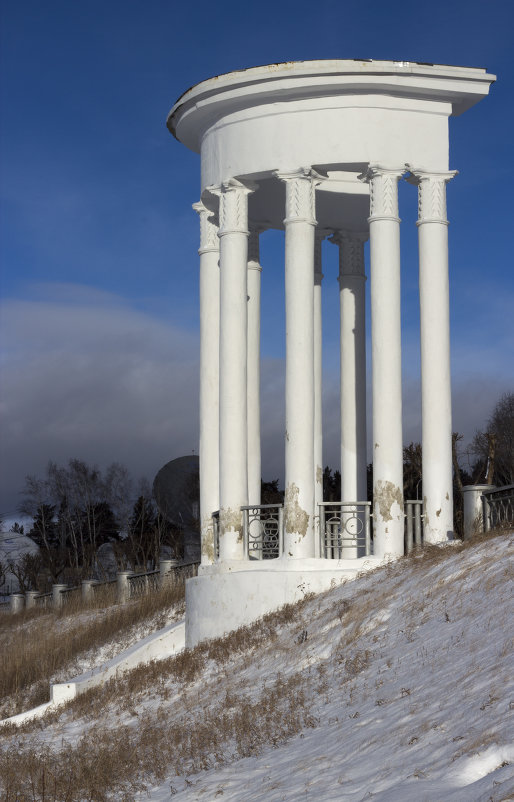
0 528 39 595
2 534 513 801
0 600 184 719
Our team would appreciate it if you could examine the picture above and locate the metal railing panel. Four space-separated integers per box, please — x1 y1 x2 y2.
60 586 81 606
34 592 52 609
482 485 514 531
212 510 220 560
127 569 160 599
241 504 283 560
404 500 424 552
318 501 372 559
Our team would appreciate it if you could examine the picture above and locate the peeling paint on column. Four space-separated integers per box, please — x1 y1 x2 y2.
375 480 403 522
423 496 429 529
201 524 215 562
284 482 309 538
220 507 243 540
316 465 323 484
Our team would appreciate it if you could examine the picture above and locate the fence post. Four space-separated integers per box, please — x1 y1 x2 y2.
242 509 249 560
413 503 422 546
160 559 179 587
406 504 414 553
81 580 97 603
117 571 133 603
52 583 68 609
10 593 25 613
365 504 371 556
25 590 39 609
462 485 493 540
319 505 325 558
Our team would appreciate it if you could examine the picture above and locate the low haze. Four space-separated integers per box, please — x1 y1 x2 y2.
1 0 513 518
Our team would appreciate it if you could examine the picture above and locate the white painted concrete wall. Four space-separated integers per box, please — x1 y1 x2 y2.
2 620 185 727
186 558 381 647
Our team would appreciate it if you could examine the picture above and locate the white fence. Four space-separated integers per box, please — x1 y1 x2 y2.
6 559 200 614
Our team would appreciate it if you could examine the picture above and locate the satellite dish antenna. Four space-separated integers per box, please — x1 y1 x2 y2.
153 455 200 561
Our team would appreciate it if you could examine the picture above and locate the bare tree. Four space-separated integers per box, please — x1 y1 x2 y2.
403 442 422 499
8 553 43 593
21 459 124 579
471 392 514 486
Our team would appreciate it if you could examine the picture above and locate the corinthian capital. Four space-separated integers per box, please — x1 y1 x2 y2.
218 178 256 237
358 165 405 222
275 167 323 225
406 167 458 225
192 201 219 254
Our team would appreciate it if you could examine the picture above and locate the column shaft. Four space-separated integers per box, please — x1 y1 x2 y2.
410 169 457 543
361 166 405 559
218 180 253 560
247 230 262 506
313 234 324 554
277 169 318 558
193 202 220 564
335 232 368 503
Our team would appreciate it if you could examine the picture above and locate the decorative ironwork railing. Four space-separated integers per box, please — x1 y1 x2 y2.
242 504 283 560
92 578 117 595
127 569 160 599
405 499 424 552
177 561 200 580
212 510 220 559
319 502 371 558
60 586 81 606
482 485 514 531
34 592 53 609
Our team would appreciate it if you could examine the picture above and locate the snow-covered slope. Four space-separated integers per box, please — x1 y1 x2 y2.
2 534 513 801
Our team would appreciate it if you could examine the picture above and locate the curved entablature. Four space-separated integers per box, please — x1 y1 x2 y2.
167 60 494 192
168 59 496 148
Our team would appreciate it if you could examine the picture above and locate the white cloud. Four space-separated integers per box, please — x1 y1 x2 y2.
1 280 511 516
0 286 200 514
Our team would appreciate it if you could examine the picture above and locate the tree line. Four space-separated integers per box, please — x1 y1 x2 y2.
1 392 511 592
3 459 183 593
323 391 513 536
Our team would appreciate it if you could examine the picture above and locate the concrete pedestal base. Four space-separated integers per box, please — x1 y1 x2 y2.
185 557 381 647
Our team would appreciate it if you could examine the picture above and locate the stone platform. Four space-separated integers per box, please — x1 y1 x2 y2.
185 556 382 647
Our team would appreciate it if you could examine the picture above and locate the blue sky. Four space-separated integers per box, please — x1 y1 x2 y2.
1 0 513 518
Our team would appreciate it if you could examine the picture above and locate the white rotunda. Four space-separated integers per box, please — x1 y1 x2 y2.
167 60 495 646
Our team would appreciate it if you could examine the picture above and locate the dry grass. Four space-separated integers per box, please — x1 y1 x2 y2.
0 672 316 802
0 582 185 718
0 597 316 801
0 529 511 801
0 583 121 633
31 595 313 723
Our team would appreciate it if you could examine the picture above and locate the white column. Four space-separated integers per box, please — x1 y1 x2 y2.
218 179 254 560
408 168 457 544
276 168 319 558
193 201 220 564
360 165 405 559
247 228 262 506
313 232 325 554
331 230 368 504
